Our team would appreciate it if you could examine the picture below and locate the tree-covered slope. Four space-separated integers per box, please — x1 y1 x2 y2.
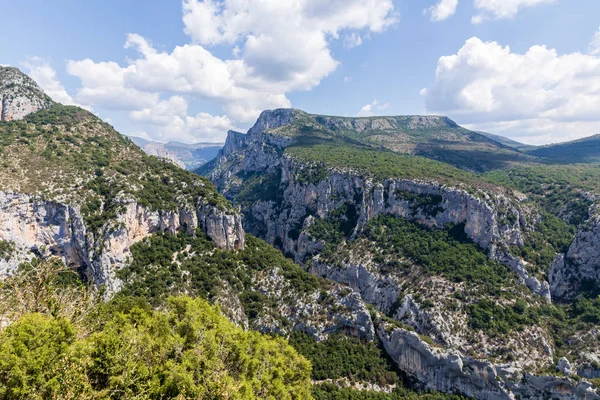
526 134 600 163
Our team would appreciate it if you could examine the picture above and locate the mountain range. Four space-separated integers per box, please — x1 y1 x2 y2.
129 136 223 170
2 66 600 399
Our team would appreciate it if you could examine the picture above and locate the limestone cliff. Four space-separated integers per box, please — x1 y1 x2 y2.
379 325 599 400
205 110 549 300
550 214 600 301
0 67 53 121
0 191 244 295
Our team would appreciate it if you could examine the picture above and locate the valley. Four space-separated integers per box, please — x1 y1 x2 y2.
2 67 600 399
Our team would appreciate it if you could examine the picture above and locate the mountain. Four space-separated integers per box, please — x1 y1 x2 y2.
525 134 600 163
130 136 223 170
211 109 531 172
202 108 600 399
476 130 537 151
3 68 600 399
0 66 53 121
0 68 415 399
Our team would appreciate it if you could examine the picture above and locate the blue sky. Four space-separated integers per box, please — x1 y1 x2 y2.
2 0 600 145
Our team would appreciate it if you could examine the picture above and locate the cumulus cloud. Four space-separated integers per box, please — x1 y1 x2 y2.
471 0 555 24
67 59 159 110
23 58 78 106
357 99 389 117
130 96 234 142
64 0 397 142
426 0 458 22
421 37 600 144
590 27 600 56
181 0 397 91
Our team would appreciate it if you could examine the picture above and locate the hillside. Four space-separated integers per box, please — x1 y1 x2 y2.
476 130 537 151
234 109 533 172
526 134 600 163
0 68 474 400
202 108 600 399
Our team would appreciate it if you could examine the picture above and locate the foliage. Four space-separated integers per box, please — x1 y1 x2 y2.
0 297 312 399
0 240 15 261
235 169 283 206
363 216 515 295
118 231 322 315
289 332 398 385
0 258 97 327
287 141 486 185
467 299 539 335
484 164 597 226
308 203 359 257
312 384 466 400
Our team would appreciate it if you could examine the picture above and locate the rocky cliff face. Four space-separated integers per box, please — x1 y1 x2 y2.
0 191 244 296
199 109 600 399
550 215 600 301
0 67 53 121
379 326 599 400
206 110 549 300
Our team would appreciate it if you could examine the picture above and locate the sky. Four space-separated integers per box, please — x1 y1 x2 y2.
2 0 600 145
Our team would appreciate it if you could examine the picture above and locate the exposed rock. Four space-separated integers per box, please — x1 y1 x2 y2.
550 216 600 301
207 122 549 299
558 357 576 376
379 326 599 400
129 136 223 170
0 67 53 121
0 191 244 296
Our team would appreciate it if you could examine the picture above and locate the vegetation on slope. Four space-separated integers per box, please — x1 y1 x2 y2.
286 139 491 187
526 134 600 164
0 260 312 399
118 231 322 321
485 163 599 274
289 331 398 385
0 104 231 235
312 384 466 400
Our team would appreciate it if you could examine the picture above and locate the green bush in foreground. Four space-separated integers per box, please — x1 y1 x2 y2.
0 296 312 399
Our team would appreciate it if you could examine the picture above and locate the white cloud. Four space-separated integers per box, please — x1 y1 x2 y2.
67 59 159 110
23 58 78 106
65 0 397 142
130 96 234 142
357 99 389 117
590 27 600 56
472 0 555 24
181 0 397 92
426 0 458 22
344 76 353 82
421 37 600 144
344 33 363 49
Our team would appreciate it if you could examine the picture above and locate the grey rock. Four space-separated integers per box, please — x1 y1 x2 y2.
0 67 53 121
379 326 599 400
550 216 600 301
0 191 244 296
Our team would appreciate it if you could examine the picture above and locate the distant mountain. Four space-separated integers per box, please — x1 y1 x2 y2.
129 136 223 170
476 131 537 151
525 134 600 163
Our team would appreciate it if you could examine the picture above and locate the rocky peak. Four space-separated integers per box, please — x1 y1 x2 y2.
247 108 305 135
0 66 53 121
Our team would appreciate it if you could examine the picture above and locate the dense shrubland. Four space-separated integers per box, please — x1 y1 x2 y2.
0 259 312 399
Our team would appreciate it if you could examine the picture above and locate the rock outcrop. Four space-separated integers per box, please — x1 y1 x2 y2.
206 110 550 300
0 191 244 295
550 215 600 301
379 326 599 400
0 67 53 121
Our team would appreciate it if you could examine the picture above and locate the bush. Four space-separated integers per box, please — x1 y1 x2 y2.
0 297 312 399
